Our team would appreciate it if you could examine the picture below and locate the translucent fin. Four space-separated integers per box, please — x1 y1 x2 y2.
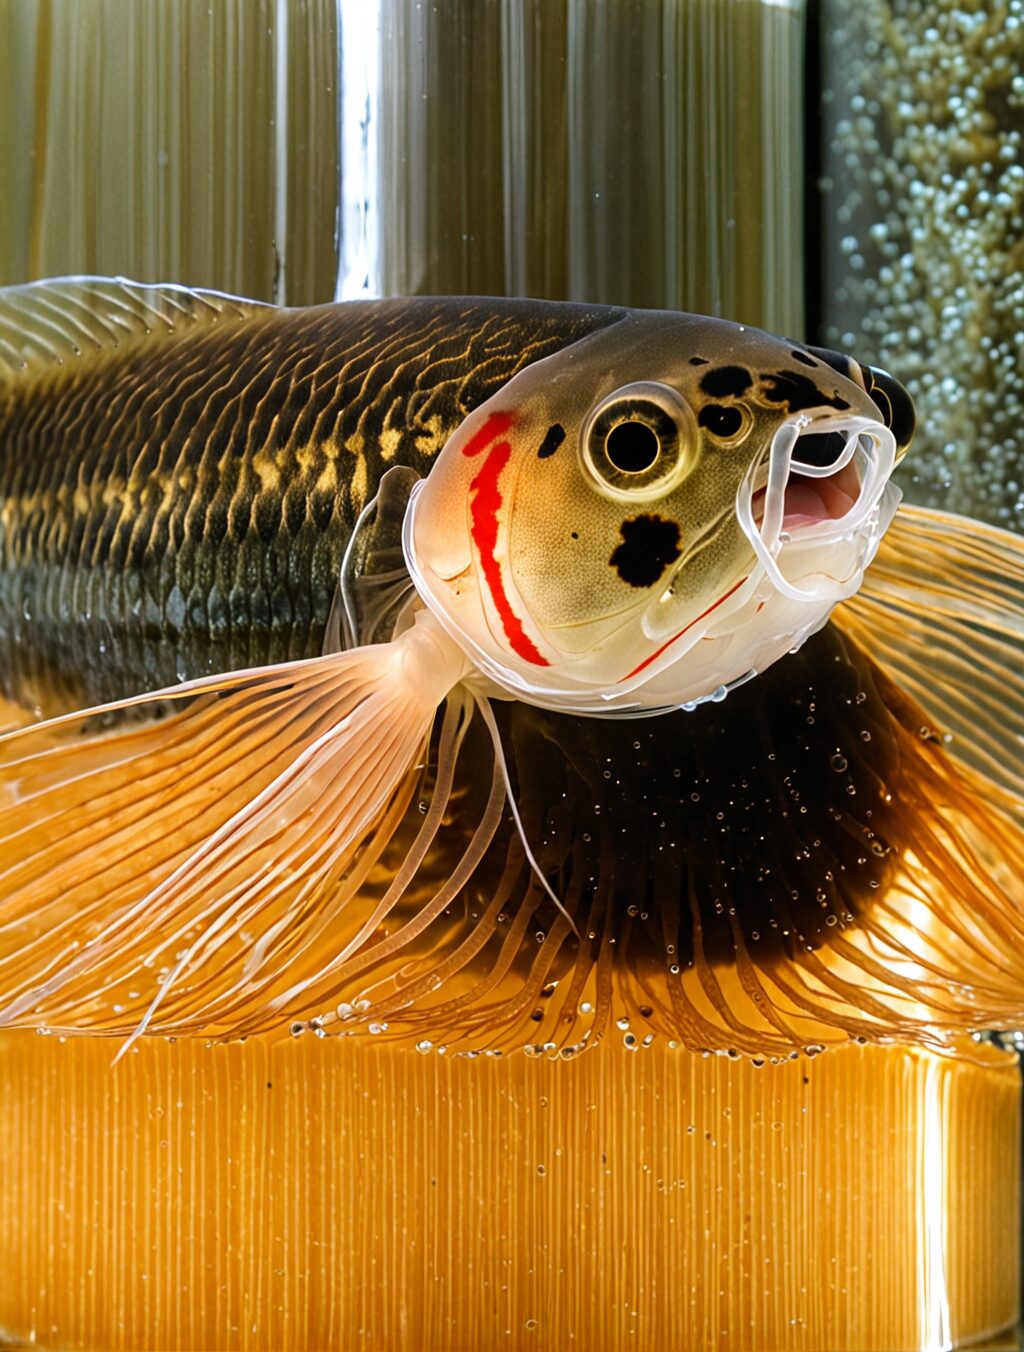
0 695 37 735
285 618 1024 1060
837 504 1024 809
0 276 267 383
326 464 420 654
0 611 470 1040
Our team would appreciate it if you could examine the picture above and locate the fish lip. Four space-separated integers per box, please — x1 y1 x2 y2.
735 411 898 604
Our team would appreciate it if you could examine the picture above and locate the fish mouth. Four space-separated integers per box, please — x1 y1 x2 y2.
736 413 899 605
750 457 861 532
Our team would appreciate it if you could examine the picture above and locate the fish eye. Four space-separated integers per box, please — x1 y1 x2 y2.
581 381 696 500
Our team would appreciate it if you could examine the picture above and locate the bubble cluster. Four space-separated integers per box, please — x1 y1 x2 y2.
819 0 1024 528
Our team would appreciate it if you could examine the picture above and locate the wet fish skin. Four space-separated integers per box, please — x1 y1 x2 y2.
0 293 621 712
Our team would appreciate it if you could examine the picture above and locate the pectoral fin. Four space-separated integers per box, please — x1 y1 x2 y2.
837 503 1024 811
0 612 471 1043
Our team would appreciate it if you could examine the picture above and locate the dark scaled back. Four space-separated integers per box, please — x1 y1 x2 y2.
0 295 623 712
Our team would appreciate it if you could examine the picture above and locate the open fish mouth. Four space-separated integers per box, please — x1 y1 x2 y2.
736 413 899 604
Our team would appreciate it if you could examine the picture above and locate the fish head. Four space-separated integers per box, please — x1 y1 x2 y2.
404 311 913 714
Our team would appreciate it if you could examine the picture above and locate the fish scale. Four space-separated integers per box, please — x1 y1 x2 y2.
0 291 621 711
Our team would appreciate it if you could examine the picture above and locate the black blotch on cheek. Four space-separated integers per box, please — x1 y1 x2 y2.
689 355 709 366
699 365 753 398
760 369 851 414
537 423 566 459
698 404 743 438
610 514 682 589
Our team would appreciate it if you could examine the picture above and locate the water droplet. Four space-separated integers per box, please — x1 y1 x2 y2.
830 753 848 772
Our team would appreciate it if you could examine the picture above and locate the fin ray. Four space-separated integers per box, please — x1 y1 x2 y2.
0 276 268 384
838 504 1024 808
0 614 470 1035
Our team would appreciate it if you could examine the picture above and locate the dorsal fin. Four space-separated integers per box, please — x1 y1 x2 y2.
0 276 269 383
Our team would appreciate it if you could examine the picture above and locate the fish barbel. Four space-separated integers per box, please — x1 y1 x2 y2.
0 277 1021 1055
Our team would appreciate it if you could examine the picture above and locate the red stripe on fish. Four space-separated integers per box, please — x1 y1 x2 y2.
463 412 550 668
622 576 749 682
461 410 516 460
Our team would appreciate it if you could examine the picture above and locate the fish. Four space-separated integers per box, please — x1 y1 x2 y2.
0 276 1020 1057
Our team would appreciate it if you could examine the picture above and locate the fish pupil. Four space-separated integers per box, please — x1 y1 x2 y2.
605 420 661 474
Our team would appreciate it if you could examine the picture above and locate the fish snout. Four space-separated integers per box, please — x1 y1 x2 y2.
804 344 916 465
858 363 916 463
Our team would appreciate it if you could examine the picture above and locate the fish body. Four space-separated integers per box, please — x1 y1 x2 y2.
0 280 909 716
0 278 1022 1060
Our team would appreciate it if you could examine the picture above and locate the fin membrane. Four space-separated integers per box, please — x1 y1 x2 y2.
0 276 267 385
838 503 1024 811
0 614 470 1041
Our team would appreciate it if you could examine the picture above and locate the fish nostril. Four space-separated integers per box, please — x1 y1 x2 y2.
605 420 661 474
792 429 848 468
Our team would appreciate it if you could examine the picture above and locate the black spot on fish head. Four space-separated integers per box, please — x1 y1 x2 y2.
610 515 682 589
698 404 744 439
802 345 858 383
689 355 709 366
537 423 566 459
790 348 819 368
758 369 851 415
699 365 753 399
